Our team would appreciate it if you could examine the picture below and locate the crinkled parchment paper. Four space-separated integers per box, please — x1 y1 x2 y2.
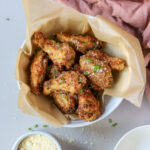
15 0 146 127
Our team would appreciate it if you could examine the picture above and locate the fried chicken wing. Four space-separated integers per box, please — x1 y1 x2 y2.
43 71 87 95
80 51 113 90
53 92 77 114
33 32 75 69
76 88 102 121
86 50 126 71
30 50 48 95
57 32 103 54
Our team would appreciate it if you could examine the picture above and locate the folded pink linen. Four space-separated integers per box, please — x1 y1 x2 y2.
56 0 150 102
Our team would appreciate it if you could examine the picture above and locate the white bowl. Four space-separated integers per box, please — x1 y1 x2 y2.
18 42 123 128
64 96 123 127
114 125 150 150
12 131 62 150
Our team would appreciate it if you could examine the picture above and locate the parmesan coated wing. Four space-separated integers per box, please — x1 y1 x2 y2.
86 50 126 71
33 32 75 69
43 71 87 95
57 32 103 54
53 92 77 114
76 88 102 121
80 51 113 90
30 50 48 95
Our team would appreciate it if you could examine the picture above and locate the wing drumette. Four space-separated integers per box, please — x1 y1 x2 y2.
76 88 102 121
57 32 103 54
33 32 75 69
43 71 87 95
80 51 113 90
53 92 77 114
86 50 126 71
30 50 48 95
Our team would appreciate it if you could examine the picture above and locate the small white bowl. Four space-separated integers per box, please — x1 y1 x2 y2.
114 125 150 150
12 131 62 150
18 41 123 128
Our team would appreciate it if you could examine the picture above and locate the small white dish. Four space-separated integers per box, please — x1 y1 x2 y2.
12 131 62 150
18 42 123 128
114 125 150 150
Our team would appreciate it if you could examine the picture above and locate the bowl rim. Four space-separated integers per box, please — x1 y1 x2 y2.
12 131 62 150
19 41 123 128
114 125 150 150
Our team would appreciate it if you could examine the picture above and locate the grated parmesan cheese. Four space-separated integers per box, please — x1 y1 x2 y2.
18 134 58 150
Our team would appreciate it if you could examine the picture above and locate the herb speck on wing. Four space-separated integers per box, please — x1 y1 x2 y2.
84 71 89 76
87 58 93 62
62 97 67 101
84 41 88 44
51 40 55 43
57 42 60 47
92 65 102 72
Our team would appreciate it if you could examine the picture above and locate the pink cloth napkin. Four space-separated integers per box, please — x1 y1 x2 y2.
56 0 150 102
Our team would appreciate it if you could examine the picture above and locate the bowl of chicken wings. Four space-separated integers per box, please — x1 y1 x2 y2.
27 31 126 127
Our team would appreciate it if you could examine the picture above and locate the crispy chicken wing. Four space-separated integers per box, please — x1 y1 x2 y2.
80 51 113 90
57 32 103 54
86 50 126 71
53 92 77 114
30 50 48 95
47 65 77 113
33 32 75 69
43 71 87 95
76 88 102 121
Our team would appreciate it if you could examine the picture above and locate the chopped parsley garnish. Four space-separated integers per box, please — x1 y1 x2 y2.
59 78 63 82
62 97 67 101
57 42 60 47
51 40 55 43
80 89 84 93
87 102 91 106
112 123 118 127
6 18 10 21
52 70 57 74
84 41 88 44
34 124 38 128
69 42 72 46
42 125 48 127
53 75 56 79
84 71 89 76
33 50 36 56
108 118 112 123
46 66 50 72
93 46 96 50
28 128 32 131
78 33 82 36
59 78 63 86
93 65 102 72
87 58 93 62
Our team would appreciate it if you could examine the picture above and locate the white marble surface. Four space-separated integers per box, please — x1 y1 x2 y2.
0 0 150 150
